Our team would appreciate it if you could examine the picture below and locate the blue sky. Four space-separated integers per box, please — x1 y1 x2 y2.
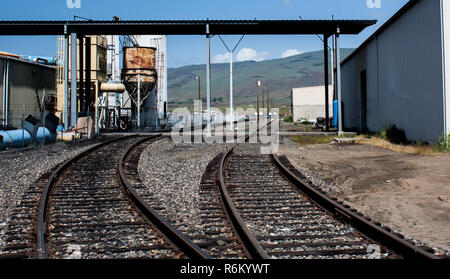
0 0 408 67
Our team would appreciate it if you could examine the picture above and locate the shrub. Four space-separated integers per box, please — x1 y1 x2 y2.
283 116 293 123
433 134 449 153
381 124 408 144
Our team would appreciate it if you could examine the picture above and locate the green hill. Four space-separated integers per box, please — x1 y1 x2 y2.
167 48 354 108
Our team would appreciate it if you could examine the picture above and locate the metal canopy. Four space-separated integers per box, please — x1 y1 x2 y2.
0 19 376 36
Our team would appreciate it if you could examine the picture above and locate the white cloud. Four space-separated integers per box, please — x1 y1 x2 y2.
212 52 232 63
236 48 269 62
282 0 291 6
281 49 303 58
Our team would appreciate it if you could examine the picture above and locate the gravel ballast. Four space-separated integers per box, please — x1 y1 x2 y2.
0 138 107 252
138 138 232 238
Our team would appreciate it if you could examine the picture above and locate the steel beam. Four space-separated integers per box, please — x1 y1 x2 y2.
64 25 69 130
336 27 343 135
229 51 233 130
0 20 377 36
85 36 91 115
206 24 211 134
324 34 330 131
78 35 84 114
70 31 77 127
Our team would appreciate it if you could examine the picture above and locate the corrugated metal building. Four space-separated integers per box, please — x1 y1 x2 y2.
292 85 333 122
341 0 450 142
1 54 56 129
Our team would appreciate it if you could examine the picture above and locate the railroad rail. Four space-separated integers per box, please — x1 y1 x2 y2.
1 119 442 259
216 131 442 259
34 135 209 259
119 136 210 259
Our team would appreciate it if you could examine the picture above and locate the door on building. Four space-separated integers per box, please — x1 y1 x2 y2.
360 70 367 131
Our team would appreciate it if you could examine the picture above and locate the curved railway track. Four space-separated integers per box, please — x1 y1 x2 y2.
3 136 209 259
215 134 442 259
1 119 443 260
36 136 182 258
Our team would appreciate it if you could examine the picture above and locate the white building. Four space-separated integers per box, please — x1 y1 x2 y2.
134 35 168 120
341 0 450 142
292 85 333 122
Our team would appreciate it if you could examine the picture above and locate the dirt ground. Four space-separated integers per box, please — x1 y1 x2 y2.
278 137 450 252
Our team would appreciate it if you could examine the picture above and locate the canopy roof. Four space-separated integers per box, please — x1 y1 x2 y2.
0 19 376 36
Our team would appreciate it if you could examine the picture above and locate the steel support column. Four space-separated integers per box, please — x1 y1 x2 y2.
78 35 84 114
257 80 260 122
64 25 69 130
206 24 211 134
85 36 91 116
70 31 77 127
324 34 330 131
137 74 141 129
229 51 233 130
336 27 343 135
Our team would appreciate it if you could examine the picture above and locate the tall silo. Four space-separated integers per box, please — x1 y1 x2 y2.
122 46 158 129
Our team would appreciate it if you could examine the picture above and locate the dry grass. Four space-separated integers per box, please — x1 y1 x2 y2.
291 134 443 155
359 137 438 155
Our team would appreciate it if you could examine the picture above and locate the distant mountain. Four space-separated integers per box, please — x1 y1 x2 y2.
167 48 354 108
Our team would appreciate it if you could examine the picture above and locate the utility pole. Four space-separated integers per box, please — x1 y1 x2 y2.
196 74 201 101
261 86 265 116
252 75 262 122
195 74 201 115
217 34 245 130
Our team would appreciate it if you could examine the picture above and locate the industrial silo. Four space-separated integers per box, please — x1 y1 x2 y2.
122 46 158 129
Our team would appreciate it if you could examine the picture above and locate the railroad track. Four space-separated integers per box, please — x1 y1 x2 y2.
0 135 210 259
3 119 438 260
215 135 442 259
126 139 247 259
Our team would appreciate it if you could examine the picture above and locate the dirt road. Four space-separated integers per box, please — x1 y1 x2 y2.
278 137 450 252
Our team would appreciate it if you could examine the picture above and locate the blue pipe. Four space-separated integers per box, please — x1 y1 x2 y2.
20 55 59 66
36 127 56 143
0 129 32 149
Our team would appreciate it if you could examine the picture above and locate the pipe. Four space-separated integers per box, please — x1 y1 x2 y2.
36 127 56 144
0 129 32 149
2 60 6 125
100 83 126 93
20 55 58 65
4 59 9 126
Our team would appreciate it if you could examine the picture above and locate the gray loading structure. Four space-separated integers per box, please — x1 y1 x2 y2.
122 46 158 130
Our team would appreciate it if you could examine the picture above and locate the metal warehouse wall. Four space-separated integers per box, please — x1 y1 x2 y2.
341 0 444 142
442 0 450 137
1 57 56 128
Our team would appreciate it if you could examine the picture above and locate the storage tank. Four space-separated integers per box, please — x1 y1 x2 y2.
122 46 157 99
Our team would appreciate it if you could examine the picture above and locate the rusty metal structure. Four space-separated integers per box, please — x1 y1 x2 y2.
122 46 158 129
122 46 157 100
